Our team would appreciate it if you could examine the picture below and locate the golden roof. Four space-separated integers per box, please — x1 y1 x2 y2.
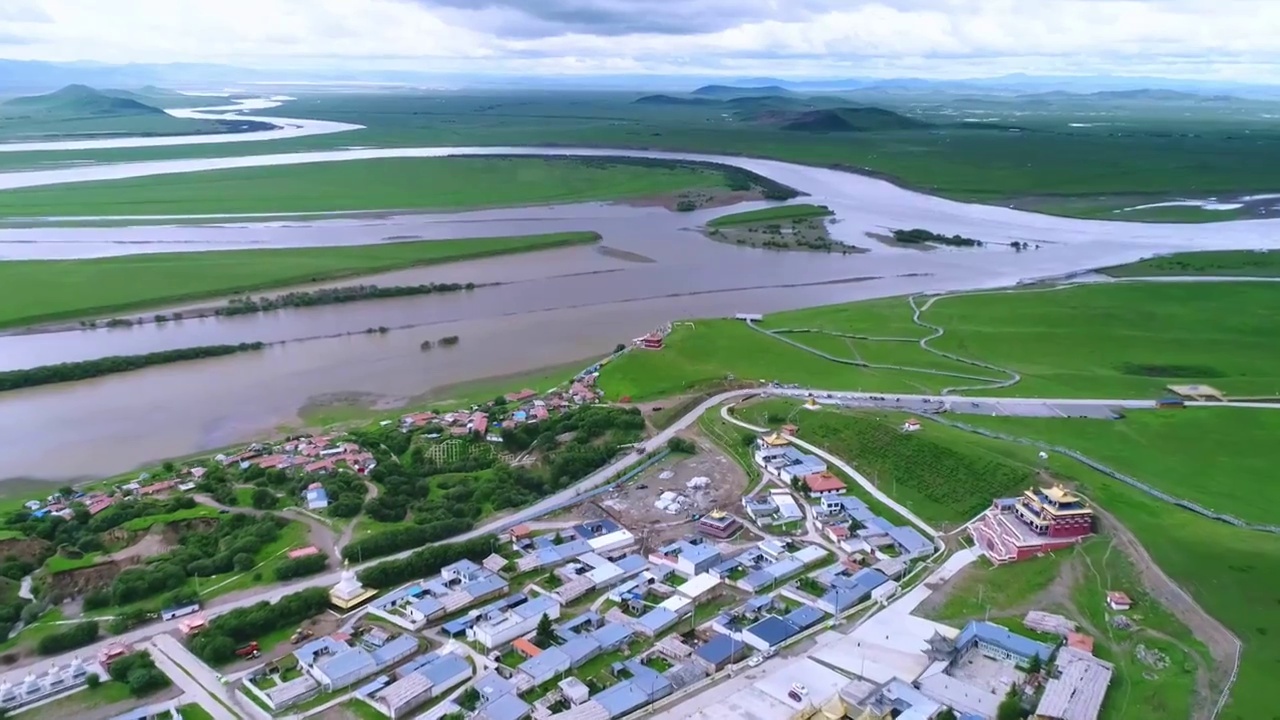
1042 484 1081 504
761 432 790 446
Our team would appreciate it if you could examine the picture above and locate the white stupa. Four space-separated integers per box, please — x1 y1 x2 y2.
329 560 376 611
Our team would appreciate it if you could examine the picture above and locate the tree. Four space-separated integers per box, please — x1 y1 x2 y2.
536 613 556 645
85 673 101 689
613 343 626 354
936 709 957 720
1026 653 1043 675
667 437 696 454
233 553 256 572
250 488 279 510
997 694 1025 720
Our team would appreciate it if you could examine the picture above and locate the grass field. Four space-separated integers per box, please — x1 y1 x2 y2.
0 156 731 217
957 408 1280 527
119 505 222 531
599 282 1280 402
1103 249 1280 278
3 92 1278 217
924 553 1068 625
706 203 832 227
0 231 599 328
886 411 1277 719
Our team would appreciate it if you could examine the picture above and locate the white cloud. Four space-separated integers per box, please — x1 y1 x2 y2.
0 0 1278 81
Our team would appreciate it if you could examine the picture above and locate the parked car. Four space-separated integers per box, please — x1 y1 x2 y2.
747 655 764 668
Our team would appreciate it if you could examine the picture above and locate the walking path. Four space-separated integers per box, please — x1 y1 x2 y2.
149 634 248 720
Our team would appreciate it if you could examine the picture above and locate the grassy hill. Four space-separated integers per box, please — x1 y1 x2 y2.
774 107 931 132
2 84 166 117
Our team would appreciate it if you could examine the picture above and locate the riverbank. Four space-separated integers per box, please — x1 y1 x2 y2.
0 231 600 330
0 342 265 393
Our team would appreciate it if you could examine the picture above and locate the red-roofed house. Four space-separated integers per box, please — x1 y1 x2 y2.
137 480 176 496
257 455 289 469
305 458 336 474
512 637 541 658
471 412 489 435
1107 591 1133 611
825 525 851 543
287 546 321 560
505 389 538 403
86 496 116 516
1067 632 1094 653
802 472 846 497
188 467 207 480
531 406 549 421
508 524 532 540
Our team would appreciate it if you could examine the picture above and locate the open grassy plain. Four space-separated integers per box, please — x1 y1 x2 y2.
0 231 598 328
1103 249 1280 278
1 91 1277 218
598 281 1280 401
0 156 736 217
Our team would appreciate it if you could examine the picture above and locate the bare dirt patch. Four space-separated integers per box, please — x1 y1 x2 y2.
106 527 173 563
596 438 749 548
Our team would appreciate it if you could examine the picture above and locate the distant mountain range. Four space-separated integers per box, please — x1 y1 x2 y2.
632 93 998 133
0 59 1276 99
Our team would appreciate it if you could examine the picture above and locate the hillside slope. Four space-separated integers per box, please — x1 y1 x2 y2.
2 84 166 117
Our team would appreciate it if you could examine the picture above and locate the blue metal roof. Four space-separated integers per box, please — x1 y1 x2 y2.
473 670 516 701
744 616 799 647
560 636 602 665
590 622 633 649
783 605 826 631
517 646 570 681
317 648 377 686
694 633 746 666
410 595 445 618
887 525 933 556
614 554 648 574
417 654 471 687
741 568 776 592
636 607 679 633
955 621 1054 662
370 635 418 666
477 692 532 720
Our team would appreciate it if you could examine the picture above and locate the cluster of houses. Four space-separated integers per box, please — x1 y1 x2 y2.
244 626 422 711
220 435 377 477
21 468 205 520
398 370 604 440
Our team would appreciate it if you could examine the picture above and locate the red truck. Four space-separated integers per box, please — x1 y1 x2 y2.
235 642 261 659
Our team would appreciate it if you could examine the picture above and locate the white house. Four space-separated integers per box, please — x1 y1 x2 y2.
470 596 562 649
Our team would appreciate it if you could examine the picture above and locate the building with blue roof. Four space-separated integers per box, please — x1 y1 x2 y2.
653 540 722 578
955 620 1055 664
590 622 634 651
887 525 934 559
475 692 532 720
370 652 472 719
517 646 570 686
692 632 748 672
742 616 800 651
783 605 827 631
634 607 680 637
613 554 648 574
590 660 674 718
573 518 621 539
559 636 602 668
818 568 890 614
741 568 778 593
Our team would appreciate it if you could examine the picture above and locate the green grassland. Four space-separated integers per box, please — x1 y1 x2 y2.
2 91 1278 216
1103 249 1280 278
924 552 1069 625
707 203 832 227
0 156 733 218
867 410 1277 719
0 231 598 329
598 281 1280 401
957 408 1280 527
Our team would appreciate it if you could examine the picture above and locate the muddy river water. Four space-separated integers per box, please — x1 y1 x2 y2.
2 105 1279 480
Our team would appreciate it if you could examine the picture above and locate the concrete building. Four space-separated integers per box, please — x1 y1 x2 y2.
471 595 562 649
370 652 472 719
559 676 591 705
295 634 418 692
970 485 1095 564
590 660 674 718
476 693 533 720
634 607 681 637
649 540 722 578
802 471 846 497
955 621 1054 665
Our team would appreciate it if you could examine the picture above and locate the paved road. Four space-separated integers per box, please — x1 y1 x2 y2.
9 387 1276 680
149 634 250 720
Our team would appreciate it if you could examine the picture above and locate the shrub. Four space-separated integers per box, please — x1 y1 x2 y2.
37 622 99 655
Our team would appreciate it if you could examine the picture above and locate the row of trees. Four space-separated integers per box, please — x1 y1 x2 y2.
273 553 328 581
219 282 475 316
36 621 99 655
187 587 329 664
0 343 266 392
891 228 984 247
342 518 472 563
357 536 494 589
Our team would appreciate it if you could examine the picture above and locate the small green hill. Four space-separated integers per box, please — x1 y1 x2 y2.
632 94 720 106
692 84 795 98
2 84 165 117
776 107 930 132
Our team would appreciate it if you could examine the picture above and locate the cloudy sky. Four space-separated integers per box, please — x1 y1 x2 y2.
0 0 1275 80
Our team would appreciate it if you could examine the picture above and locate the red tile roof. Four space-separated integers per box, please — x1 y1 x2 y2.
512 637 541 658
1067 632 1094 653
803 472 846 494
505 389 538 402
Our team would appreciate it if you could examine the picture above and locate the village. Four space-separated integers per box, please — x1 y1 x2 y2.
0 367 1131 720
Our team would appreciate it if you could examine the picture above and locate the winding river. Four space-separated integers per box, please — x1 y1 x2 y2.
1 97 1277 481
